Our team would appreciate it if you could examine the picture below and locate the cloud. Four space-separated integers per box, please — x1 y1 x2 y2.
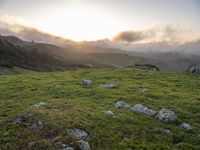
112 24 199 43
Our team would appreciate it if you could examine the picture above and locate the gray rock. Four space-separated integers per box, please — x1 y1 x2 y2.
103 110 114 116
115 101 130 108
139 87 150 93
179 123 192 131
78 140 91 150
63 147 74 150
67 128 88 140
101 83 118 88
12 112 34 124
80 79 92 85
32 102 46 108
131 104 156 116
186 64 200 73
28 120 43 131
155 109 177 122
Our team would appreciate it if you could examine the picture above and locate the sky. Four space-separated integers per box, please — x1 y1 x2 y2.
0 0 200 41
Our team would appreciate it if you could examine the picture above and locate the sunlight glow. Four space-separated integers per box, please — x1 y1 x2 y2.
29 6 128 41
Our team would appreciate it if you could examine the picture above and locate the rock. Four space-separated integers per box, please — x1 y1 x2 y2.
131 104 156 116
186 64 200 73
80 79 92 85
179 123 192 131
78 140 91 150
103 110 114 116
28 120 43 131
67 128 88 140
155 109 177 122
28 141 36 148
32 102 46 108
101 83 118 88
163 129 171 134
12 112 34 124
63 147 74 150
115 101 130 108
55 84 64 88
139 87 150 93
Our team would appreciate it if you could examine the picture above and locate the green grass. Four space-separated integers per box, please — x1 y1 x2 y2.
0 68 200 150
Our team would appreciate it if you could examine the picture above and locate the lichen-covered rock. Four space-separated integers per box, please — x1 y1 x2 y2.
131 104 156 116
78 140 91 150
101 83 118 88
67 128 88 140
155 109 177 122
103 110 114 116
32 102 46 108
179 123 192 131
115 101 130 108
80 79 92 85
28 121 43 131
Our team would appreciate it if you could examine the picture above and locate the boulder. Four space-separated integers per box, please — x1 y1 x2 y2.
102 110 114 116
101 83 118 88
32 102 46 108
131 104 156 116
179 123 192 131
155 109 177 122
186 64 200 73
78 140 91 150
67 128 88 140
80 79 92 85
115 101 130 108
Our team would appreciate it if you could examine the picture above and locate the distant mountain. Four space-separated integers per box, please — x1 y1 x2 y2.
1 34 200 73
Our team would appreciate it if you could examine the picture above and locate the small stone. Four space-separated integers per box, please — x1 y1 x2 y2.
139 87 150 93
80 79 92 85
103 110 114 116
32 102 46 108
115 101 130 108
78 140 91 150
12 112 34 124
179 123 192 131
155 109 177 122
101 83 118 88
28 141 36 148
131 104 156 116
28 121 43 131
63 147 74 150
67 128 88 140
163 129 171 134
55 84 64 88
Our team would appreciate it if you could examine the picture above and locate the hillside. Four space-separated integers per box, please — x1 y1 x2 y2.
0 68 199 150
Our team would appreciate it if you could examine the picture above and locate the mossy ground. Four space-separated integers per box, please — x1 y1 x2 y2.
0 68 200 150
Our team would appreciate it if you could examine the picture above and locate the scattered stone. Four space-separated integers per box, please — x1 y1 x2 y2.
103 110 114 116
63 147 74 150
12 112 34 124
28 120 43 131
80 79 92 85
55 84 64 88
131 104 156 116
155 109 177 122
139 87 150 93
101 83 118 88
28 141 36 148
186 64 200 73
78 140 91 150
179 123 192 131
67 128 88 140
163 129 171 134
115 101 130 108
32 102 46 108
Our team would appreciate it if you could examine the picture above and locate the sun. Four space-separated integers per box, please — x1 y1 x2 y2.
30 6 124 41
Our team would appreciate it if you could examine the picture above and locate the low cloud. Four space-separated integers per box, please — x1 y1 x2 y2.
112 25 199 43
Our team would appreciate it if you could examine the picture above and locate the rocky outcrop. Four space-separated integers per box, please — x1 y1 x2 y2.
115 101 130 108
155 109 177 122
131 104 156 117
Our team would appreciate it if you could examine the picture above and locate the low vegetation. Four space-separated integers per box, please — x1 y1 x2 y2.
0 68 200 150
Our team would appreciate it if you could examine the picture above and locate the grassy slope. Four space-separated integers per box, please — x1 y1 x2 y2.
0 68 200 150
